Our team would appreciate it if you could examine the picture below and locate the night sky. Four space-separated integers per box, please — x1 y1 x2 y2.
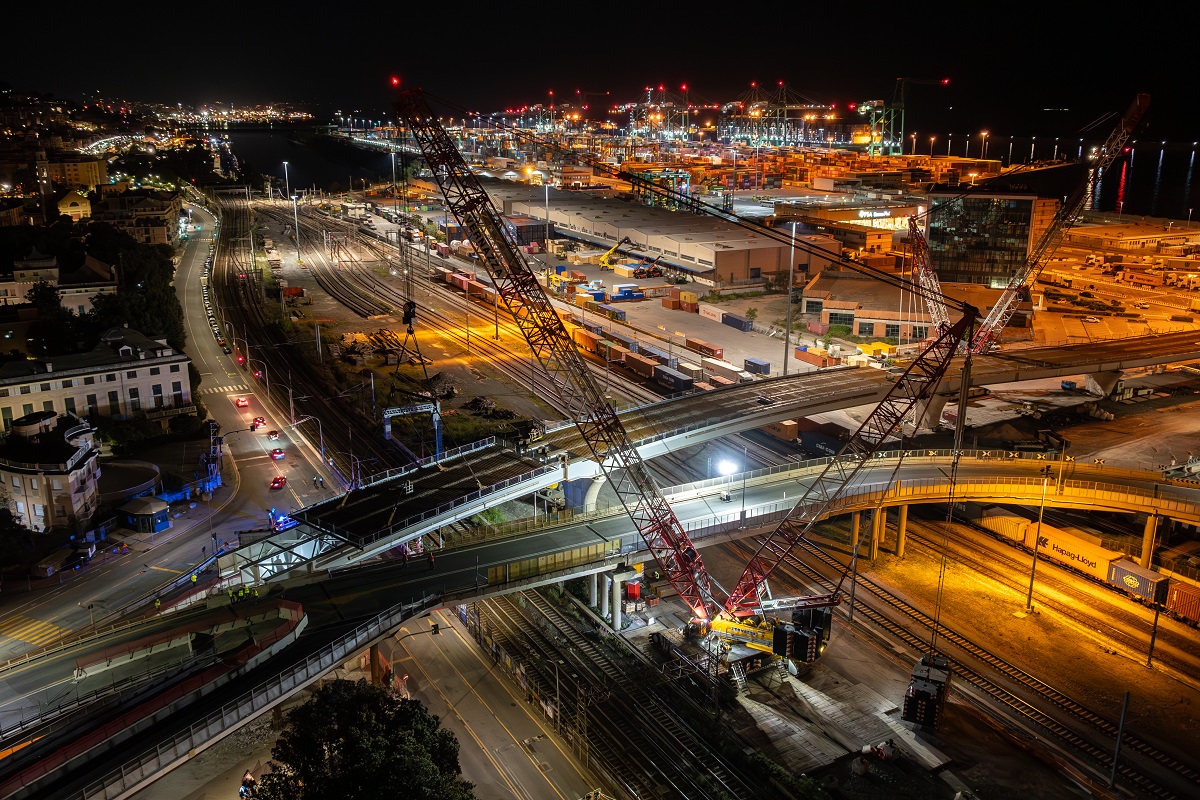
7 5 1195 141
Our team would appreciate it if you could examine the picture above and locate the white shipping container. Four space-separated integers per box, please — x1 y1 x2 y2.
698 304 724 323
978 515 1028 542
701 356 742 382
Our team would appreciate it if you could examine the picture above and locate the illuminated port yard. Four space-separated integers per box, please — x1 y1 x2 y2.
0 23 1198 800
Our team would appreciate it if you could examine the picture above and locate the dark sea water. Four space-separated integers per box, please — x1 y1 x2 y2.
221 126 1200 222
223 127 398 195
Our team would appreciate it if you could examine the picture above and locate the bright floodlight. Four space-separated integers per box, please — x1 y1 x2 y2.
717 459 738 477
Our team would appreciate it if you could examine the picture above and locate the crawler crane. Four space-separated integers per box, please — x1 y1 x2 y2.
395 89 975 672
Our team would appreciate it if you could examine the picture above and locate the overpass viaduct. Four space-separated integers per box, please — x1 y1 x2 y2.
9 455 1200 800
221 330 1200 583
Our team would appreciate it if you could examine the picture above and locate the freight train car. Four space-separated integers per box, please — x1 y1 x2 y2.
653 365 694 393
1166 581 1200 626
572 328 602 355
624 352 657 379
599 341 628 365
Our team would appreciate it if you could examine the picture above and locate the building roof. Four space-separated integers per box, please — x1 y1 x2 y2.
120 496 169 515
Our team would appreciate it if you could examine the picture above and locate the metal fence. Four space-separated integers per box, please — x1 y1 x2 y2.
67 594 436 800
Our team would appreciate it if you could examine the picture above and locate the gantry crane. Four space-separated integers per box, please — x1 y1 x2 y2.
910 94 1150 351
395 89 976 668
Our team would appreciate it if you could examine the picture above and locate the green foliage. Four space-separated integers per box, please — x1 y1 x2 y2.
0 507 37 568
745 307 759 322
827 324 853 340
255 680 476 800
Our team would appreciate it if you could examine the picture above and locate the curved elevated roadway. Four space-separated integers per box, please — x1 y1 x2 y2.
223 330 1200 581
6 454 1200 798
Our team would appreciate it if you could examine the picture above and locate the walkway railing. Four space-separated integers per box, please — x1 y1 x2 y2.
71 594 436 800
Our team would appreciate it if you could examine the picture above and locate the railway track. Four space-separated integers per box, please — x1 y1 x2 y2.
904 515 1199 676
734 535 1197 798
479 590 757 799
209 197 404 485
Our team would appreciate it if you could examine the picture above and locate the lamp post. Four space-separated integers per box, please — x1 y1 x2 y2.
283 161 290 205
294 415 325 462
783 221 797 375
980 130 989 160
1024 465 1055 612
929 136 935 157
717 458 736 503
390 151 398 218
910 132 917 156
291 195 302 265
247 357 270 403
1189 208 1194 229
544 183 550 247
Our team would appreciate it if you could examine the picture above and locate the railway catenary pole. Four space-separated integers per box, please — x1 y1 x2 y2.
1024 465 1054 613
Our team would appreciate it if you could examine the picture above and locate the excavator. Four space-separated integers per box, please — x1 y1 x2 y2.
395 88 975 676
597 236 633 271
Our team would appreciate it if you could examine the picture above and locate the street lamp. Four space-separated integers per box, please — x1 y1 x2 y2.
1024 464 1056 612
928 136 935 157
291 195 302 265
390 151 398 218
247 357 270 403
980 130 989 160
294 415 325 462
910 132 917 155
783 221 797 375
717 458 736 503
283 161 290 204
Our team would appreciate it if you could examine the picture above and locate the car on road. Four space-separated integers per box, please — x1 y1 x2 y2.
266 430 280 440
270 448 286 460
755 396 774 405
235 397 251 407
253 416 266 427
1083 316 1102 323
222 345 232 354
270 476 287 490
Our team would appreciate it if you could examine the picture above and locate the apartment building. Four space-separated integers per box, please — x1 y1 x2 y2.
0 328 194 432
0 410 101 532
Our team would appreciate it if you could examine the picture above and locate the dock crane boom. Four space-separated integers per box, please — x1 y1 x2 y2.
910 94 1150 351
398 88 976 661
970 93 1149 352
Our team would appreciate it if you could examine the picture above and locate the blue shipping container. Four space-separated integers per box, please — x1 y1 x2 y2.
653 365 694 393
744 357 770 374
1107 559 1169 603
608 331 638 352
723 313 753 332
597 304 627 322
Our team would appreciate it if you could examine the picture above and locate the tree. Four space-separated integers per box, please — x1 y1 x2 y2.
256 679 476 800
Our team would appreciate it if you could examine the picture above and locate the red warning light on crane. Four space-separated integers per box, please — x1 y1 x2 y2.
391 76 400 87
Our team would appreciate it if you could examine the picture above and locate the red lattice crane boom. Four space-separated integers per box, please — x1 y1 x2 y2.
397 88 976 635
394 90 715 619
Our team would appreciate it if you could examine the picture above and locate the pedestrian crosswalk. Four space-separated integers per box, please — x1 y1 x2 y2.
201 385 249 395
0 615 70 647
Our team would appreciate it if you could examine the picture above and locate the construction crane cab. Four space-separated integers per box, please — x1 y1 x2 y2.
598 236 633 271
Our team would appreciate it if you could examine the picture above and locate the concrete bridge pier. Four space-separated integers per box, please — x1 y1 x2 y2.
612 573 623 630
589 573 598 607
896 504 909 557
583 475 607 513
870 509 884 560
1085 371 1122 397
850 512 861 556
1141 514 1159 568
599 574 611 619
914 395 948 430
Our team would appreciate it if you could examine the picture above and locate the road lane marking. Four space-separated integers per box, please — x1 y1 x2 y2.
148 565 184 574
0 616 70 647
